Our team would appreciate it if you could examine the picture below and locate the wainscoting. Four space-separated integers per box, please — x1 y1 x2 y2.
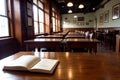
63 27 120 32
0 37 20 59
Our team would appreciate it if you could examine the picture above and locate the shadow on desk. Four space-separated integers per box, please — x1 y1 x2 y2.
3 69 56 75
71 48 88 52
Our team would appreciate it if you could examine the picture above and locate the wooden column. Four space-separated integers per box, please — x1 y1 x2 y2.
116 35 120 53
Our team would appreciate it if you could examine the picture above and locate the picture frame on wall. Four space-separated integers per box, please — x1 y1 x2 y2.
99 13 104 24
112 4 120 20
78 17 84 21
77 21 84 26
104 10 109 23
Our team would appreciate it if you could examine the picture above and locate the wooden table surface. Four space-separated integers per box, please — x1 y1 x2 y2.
24 38 63 51
0 51 120 80
64 38 99 42
36 35 64 38
63 38 100 52
24 38 62 42
65 34 85 38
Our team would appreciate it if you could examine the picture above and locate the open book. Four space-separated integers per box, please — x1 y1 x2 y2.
3 55 59 74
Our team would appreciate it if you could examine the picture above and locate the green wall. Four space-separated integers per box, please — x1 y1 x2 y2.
62 0 120 28
62 13 95 28
95 0 120 28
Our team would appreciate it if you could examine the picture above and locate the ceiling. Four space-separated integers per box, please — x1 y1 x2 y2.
55 0 105 14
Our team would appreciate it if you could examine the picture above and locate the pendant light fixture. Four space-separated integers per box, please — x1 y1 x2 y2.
67 2 73 7
68 10 72 13
78 4 84 9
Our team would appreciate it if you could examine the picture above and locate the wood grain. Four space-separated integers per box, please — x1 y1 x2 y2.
0 52 120 80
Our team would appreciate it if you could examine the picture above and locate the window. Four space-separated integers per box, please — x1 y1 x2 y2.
52 17 56 32
52 8 56 32
33 0 44 35
0 0 9 37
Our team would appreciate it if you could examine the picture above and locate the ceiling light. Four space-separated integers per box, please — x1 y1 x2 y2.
67 2 73 7
78 4 84 9
93 8 95 10
68 10 72 13
74 16 77 18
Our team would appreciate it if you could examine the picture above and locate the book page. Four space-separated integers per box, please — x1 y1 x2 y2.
4 55 40 71
30 59 59 73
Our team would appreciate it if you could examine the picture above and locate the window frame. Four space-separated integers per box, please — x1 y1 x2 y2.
33 0 45 35
0 0 10 38
52 9 55 32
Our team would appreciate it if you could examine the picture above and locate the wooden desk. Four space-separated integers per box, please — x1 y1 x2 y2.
24 38 62 51
65 34 85 38
68 32 79 35
63 38 100 53
0 51 120 80
57 30 69 36
36 35 64 39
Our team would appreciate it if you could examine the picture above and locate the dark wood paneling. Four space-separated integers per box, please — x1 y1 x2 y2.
0 38 20 59
97 27 120 31
63 28 95 32
63 27 120 32
13 0 22 44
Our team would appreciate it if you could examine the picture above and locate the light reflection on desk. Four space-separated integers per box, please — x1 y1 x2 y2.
65 52 69 59
68 69 73 79
0 52 119 80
